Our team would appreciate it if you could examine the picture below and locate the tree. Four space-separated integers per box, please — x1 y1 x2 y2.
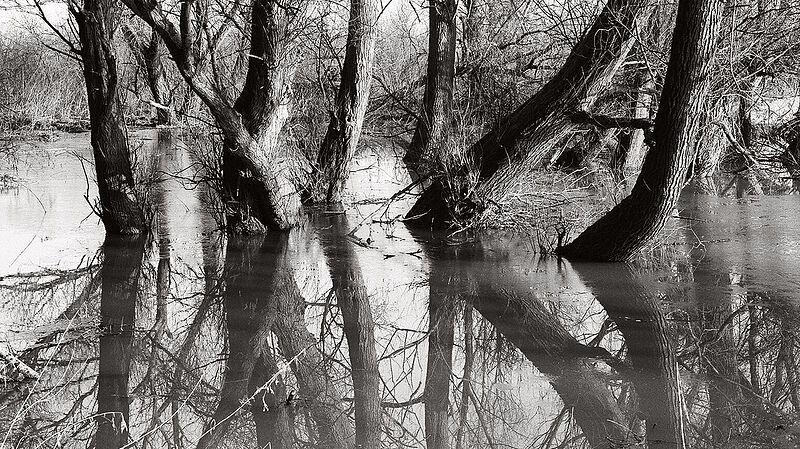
315 0 379 203
122 0 311 232
559 0 723 261
72 0 147 234
406 0 651 227
404 0 458 168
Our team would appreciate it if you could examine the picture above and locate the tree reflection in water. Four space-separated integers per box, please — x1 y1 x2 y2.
5 136 800 448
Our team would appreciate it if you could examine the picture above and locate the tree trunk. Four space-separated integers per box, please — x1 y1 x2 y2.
405 0 458 167
406 0 650 227
316 209 381 449
316 0 379 203
73 1 147 235
94 235 146 449
559 0 723 261
621 66 655 178
223 0 305 233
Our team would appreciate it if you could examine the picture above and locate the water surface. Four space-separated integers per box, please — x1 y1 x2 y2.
1 131 799 448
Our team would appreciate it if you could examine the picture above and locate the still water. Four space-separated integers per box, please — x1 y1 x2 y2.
1 130 800 448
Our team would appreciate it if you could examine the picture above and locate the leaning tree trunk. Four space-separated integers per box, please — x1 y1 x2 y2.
122 0 310 232
559 0 723 262
73 1 147 235
405 0 458 168
406 0 650 227
316 0 379 203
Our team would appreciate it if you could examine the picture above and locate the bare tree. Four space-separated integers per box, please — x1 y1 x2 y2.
559 0 723 261
405 0 458 168
122 0 311 232
72 0 147 234
407 0 651 227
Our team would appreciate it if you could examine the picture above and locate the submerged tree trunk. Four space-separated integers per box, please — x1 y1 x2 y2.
316 0 379 203
405 0 458 167
73 1 147 235
94 236 146 449
316 209 381 448
560 0 723 261
407 0 649 227
123 0 309 232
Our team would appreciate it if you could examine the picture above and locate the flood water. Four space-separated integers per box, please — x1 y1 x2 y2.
2 130 800 448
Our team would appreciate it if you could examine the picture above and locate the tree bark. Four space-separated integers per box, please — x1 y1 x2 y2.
559 0 723 261
73 1 147 235
94 235 146 449
316 0 379 203
406 0 649 227
621 66 655 177
405 0 458 167
316 208 381 449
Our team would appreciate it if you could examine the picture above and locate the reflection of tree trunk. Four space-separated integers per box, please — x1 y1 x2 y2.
701 290 741 444
406 0 457 167
316 0 378 202
316 209 380 448
73 1 147 235
94 236 147 449
425 262 456 449
406 0 649 227
573 264 684 448
455 305 474 449
250 353 294 449
560 0 723 261
197 235 283 449
271 232 353 449
415 237 634 448
473 283 633 448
